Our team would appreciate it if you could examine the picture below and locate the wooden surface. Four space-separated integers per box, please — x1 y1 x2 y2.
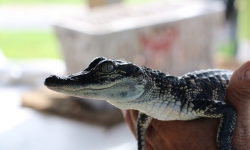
22 88 124 127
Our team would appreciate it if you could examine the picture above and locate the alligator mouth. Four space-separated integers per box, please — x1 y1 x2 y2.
44 75 66 87
44 75 119 91
45 74 148 102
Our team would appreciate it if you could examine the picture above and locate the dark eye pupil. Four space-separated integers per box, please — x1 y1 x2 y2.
102 63 114 73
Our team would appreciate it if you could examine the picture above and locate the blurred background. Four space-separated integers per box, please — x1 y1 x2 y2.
0 0 249 150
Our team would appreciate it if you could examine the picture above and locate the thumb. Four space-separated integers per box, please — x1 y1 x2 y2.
226 60 250 110
226 60 250 149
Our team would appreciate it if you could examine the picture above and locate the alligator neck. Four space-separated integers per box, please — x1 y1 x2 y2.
142 67 181 101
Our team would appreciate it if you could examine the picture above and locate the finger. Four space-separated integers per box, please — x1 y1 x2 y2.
145 139 155 150
226 60 250 149
145 125 156 150
149 118 218 150
146 122 167 150
123 110 137 136
124 110 154 150
128 110 139 134
226 60 250 109
130 109 139 124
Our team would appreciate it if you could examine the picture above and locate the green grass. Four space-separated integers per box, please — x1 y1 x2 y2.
0 0 85 4
0 0 165 59
217 41 237 58
0 30 62 59
0 0 163 4
238 0 250 39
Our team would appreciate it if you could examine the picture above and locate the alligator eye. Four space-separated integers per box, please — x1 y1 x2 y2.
102 62 114 73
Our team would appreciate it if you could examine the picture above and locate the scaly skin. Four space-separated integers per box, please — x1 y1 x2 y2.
44 57 236 150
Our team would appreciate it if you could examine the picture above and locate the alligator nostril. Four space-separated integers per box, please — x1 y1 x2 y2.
44 75 60 86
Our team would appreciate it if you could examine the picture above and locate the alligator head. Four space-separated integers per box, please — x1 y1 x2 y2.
44 57 153 109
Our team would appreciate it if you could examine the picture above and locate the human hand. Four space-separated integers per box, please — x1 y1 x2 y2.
226 61 250 149
124 110 219 150
123 61 250 150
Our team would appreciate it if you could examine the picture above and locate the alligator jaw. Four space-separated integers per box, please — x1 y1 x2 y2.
45 75 96 99
45 75 113 91
44 75 62 87
44 74 146 103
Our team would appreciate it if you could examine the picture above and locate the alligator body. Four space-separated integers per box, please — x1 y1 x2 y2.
44 57 236 150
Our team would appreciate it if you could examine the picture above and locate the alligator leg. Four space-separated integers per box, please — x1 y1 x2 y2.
137 112 153 150
216 106 237 150
196 101 237 150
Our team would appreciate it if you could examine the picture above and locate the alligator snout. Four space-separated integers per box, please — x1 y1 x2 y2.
44 75 61 87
